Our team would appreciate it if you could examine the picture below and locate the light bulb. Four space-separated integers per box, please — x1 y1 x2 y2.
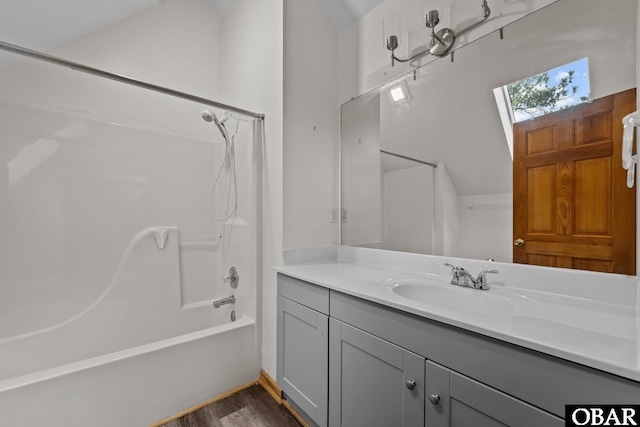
383 14 401 50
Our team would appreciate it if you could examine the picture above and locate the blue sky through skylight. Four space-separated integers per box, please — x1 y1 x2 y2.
508 58 591 123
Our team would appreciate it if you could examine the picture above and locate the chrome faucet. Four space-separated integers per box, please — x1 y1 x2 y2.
445 263 498 290
213 295 235 308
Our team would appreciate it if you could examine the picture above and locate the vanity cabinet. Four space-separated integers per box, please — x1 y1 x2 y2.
276 273 640 427
277 274 329 427
329 319 424 427
329 290 640 418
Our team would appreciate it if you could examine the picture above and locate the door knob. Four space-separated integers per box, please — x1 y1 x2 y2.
406 380 417 390
513 238 525 247
429 393 441 405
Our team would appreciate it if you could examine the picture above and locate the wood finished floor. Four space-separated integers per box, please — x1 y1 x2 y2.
161 385 304 427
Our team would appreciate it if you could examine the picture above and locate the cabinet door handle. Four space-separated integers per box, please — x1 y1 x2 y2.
405 380 417 390
429 393 441 405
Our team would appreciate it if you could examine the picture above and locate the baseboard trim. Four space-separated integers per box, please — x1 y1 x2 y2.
148 379 258 427
258 368 283 403
150 371 310 427
259 369 311 427
282 399 312 427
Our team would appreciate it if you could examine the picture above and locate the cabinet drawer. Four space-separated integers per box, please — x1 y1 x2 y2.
278 273 329 315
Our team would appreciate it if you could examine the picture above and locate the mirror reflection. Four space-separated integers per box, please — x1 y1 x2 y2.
341 0 637 274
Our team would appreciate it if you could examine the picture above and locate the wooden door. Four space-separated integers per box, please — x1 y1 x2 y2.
513 88 636 274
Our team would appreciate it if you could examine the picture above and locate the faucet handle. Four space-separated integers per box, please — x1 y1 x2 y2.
476 269 498 289
444 263 460 278
223 266 239 289
444 262 459 272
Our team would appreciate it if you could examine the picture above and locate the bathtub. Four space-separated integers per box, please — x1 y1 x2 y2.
0 227 259 426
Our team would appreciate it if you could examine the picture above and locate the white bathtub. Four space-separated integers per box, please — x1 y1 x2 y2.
0 315 258 426
0 227 259 426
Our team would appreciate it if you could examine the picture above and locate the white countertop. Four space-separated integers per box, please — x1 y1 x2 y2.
275 247 640 383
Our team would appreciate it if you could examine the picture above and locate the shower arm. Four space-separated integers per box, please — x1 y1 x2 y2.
0 40 265 120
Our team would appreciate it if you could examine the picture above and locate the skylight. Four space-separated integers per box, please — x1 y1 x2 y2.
493 58 591 159
507 58 591 123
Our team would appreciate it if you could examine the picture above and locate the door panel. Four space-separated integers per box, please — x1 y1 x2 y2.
329 319 425 427
526 165 556 233
278 296 328 427
574 112 611 145
513 88 636 274
574 157 611 234
425 361 563 427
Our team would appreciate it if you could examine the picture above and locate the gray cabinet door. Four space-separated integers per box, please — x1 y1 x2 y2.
329 319 425 427
425 361 563 427
277 296 329 427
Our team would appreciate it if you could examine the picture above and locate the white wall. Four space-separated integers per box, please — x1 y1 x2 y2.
456 193 512 262
383 165 434 253
283 0 339 250
433 162 458 257
45 0 224 99
259 0 339 379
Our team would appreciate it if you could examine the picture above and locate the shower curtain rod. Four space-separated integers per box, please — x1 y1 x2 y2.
380 149 437 167
0 40 265 120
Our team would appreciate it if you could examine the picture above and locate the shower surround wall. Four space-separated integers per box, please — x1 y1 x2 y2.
0 0 283 424
0 0 255 341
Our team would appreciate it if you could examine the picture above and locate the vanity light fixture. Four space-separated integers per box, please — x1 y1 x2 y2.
385 0 491 65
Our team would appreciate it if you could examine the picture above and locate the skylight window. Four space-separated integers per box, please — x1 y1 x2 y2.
493 58 591 159
507 58 591 122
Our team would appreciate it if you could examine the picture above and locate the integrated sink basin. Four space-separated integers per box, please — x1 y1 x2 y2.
382 278 517 316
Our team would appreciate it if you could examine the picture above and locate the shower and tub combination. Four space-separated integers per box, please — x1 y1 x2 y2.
0 41 263 426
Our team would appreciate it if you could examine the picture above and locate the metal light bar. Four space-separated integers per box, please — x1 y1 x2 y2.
0 40 265 120
387 0 491 64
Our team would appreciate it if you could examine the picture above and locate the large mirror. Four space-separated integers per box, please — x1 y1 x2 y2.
341 0 637 274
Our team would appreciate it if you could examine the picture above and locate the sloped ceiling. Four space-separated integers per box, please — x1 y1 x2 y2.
211 0 234 16
0 0 379 55
321 0 384 34
0 0 161 51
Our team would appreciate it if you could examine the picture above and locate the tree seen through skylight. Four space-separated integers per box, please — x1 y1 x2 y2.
506 58 591 122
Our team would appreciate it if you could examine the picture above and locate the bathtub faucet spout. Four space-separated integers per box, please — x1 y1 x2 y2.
213 295 235 308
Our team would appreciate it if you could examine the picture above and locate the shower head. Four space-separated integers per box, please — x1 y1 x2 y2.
202 109 228 140
202 109 218 123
